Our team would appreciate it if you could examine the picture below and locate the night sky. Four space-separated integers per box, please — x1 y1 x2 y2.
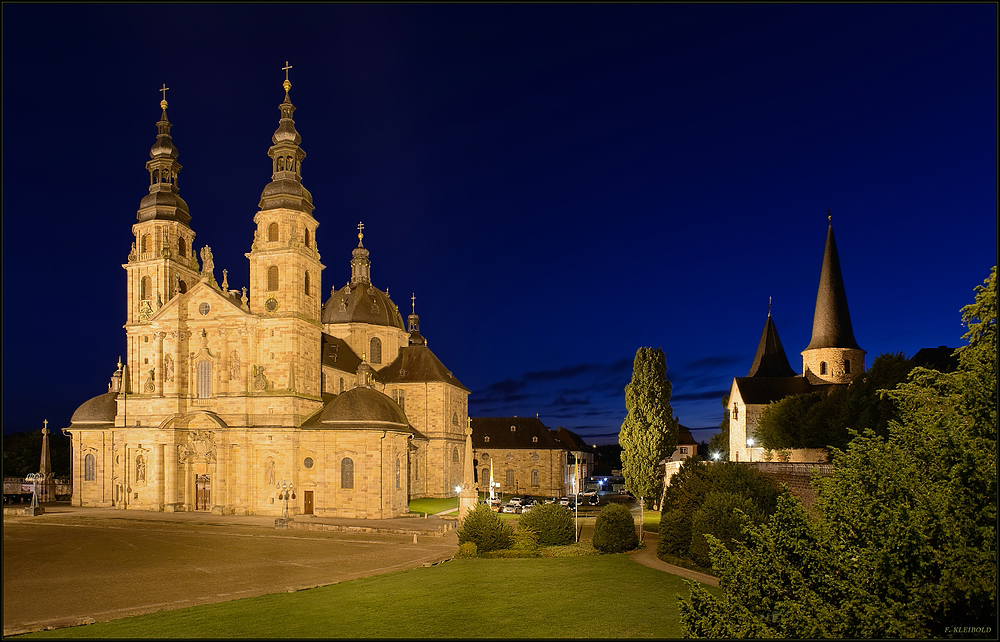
3 5 996 444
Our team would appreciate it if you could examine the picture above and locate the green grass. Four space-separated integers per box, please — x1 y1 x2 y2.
22 555 717 639
643 508 661 531
407 496 458 515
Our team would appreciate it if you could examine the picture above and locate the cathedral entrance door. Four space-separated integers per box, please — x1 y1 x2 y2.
195 474 211 511
303 491 314 515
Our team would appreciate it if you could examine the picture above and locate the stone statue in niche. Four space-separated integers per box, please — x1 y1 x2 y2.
265 458 276 485
156 293 163 309
200 246 215 279
129 242 137 261
143 369 155 393
221 269 229 291
164 354 174 382
230 350 241 381
252 365 270 391
135 455 146 484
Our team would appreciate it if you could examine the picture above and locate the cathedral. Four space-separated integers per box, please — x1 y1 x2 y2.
64 75 471 518
728 219 866 463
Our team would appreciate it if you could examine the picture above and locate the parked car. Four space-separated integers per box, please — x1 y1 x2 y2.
558 496 570 506
501 503 518 513
519 503 533 514
587 495 600 506
544 497 557 504
508 497 522 506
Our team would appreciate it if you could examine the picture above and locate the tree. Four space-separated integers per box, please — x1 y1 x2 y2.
2 429 71 478
707 395 730 460
619 347 678 540
680 267 998 638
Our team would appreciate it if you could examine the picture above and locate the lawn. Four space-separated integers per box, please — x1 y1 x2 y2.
407 496 458 515
21 555 714 638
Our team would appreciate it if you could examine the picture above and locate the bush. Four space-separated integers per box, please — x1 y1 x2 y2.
517 503 574 545
592 503 639 553
658 508 692 558
458 503 513 552
456 541 478 558
688 491 761 567
513 525 540 552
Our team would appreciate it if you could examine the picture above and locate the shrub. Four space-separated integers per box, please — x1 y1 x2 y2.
458 503 513 552
456 541 478 558
517 503 574 545
658 508 692 558
688 491 761 567
513 525 541 552
592 502 639 553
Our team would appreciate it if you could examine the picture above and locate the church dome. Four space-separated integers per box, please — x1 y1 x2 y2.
137 191 191 221
70 391 118 425
322 282 405 329
316 386 409 427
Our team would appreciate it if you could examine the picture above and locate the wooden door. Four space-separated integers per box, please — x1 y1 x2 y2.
195 474 211 511
303 490 314 515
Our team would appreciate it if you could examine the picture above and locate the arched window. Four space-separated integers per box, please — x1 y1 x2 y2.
481 468 488 485
369 337 382 365
304 271 311 296
395 457 401 489
304 228 310 248
531 469 540 487
820 361 828 375
141 235 150 253
268 222 279 242
152 169 159 184
84 454 96 481
267 266 279 291
140 276 150 300
197 361 212 398
452 412 459 426
733 404 739 421
178 238 186 257
339 377 345 393
505 469 514 487
452 447 460 464
341 457 354 489
844 359 851 374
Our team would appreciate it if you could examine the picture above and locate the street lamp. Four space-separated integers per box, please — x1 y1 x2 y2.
747 438 755 462
712 452 721 462
276 479 295 520
25 473 43 508
569 452 579 542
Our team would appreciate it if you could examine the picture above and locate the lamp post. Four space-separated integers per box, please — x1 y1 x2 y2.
747 438 755 462
276 479 295 520
569 452 579 542
25 473 43 508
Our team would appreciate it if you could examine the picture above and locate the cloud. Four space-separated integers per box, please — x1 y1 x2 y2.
682 355 743 371
671 389 730 402
523 358 632 382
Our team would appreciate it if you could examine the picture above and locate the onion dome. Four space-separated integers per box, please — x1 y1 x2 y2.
258 69 314 214
322 226 405 328
137 89 191 225
805 219 861 351
70 391 118 427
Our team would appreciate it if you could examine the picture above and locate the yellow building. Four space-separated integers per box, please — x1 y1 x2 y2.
64 77 469 518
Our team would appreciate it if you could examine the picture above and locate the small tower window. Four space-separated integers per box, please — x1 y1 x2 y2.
452 447 460 464
369 337 382 365
395 457 401 489
341 457 354 489
178 238 186 258
304 228 311 248
140 276 151 301
844 359 851 374
304 271 311 296
339 377 345 393
452 412 459 426
733 404 738 421
84 454 96 482
820 361 828 375
267 266 279 291
268 223 279 242
197 361 213 398
141 235 150 253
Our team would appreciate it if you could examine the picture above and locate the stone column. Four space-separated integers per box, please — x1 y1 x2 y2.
183 461 193 511
155 443 165 510
213 442 227 515
163 444 177 511
219 329 230 396
72 432 83 507
155 332 165 397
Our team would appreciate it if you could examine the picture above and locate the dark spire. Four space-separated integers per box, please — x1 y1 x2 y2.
748 312 797 377
258 63 314 214
805 220 861 350
408 293 425 345
137 86 191 225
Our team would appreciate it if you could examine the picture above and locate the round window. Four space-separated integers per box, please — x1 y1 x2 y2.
304 457 314 469
199 302 211 316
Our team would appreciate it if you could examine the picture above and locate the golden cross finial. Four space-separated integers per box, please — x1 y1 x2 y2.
357 221 364 244
411 293 416 315
159 84 169 110
282 61 292 92
828 209 832 222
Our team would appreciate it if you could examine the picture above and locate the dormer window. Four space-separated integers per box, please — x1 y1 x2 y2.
532 436 538 443
510 425 516 432
484 436 490 443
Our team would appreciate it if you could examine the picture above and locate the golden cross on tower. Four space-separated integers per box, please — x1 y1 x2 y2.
411 293 416 315
357 221 364 243
828 209 832 222
282 61 293 92
159 84 169 109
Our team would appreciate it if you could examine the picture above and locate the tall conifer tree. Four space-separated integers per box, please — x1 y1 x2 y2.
619 347 679 540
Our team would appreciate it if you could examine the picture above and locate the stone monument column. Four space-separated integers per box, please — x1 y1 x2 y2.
39 419 53 502
458 419 477 519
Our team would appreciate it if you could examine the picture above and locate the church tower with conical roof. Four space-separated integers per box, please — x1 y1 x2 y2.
246 67 325 401
801 219 865 384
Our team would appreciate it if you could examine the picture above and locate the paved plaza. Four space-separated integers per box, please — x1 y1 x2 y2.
3 504 459 636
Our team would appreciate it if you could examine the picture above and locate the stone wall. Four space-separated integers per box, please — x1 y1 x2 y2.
743 461 834 509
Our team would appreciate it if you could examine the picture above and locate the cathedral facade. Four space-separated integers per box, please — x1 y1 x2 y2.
728 221 866 463
64 77 469 518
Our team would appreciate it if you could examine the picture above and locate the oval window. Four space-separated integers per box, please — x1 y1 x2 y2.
304 457 314 469
199 302 211 316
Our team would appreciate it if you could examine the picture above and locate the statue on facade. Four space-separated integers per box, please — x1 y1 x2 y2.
200 246 215 280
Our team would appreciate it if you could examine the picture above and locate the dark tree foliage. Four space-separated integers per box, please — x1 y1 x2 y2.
620 347 678 503
707 395 730 459
657 458 784 562
680 267 997 638
2 429 71 478
688 491 762 568
757 352 919 451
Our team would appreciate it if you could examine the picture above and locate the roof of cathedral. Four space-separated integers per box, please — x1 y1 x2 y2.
321 333 363 374
552 426 590 451
748 314 798 377
805 222 861 351
306 386 417 433
378 340 469 391
733 376 828 405
471 417 566 450
322 282 405 329
69 391 118 427
137 98 191 225
258 78 314 214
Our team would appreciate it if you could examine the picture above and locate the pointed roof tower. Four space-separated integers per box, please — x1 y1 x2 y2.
805 215 861 351
747 306 797 377
137 85 190 225
258 64 314 214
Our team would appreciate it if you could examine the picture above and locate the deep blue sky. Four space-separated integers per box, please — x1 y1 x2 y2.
3 5 996 444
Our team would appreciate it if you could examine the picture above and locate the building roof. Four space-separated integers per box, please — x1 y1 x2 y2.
322 282 405 329
471 417 566 450
378 341 469 391
552 426 590 451
321 333 363 374
912 346 959 372
805 223 862 351
69 391 118 427
677 425 698 446
748 314 798 377
304 386 416 432
733 376 817 405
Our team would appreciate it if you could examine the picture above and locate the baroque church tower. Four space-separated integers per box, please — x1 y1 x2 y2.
246 70 325 404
